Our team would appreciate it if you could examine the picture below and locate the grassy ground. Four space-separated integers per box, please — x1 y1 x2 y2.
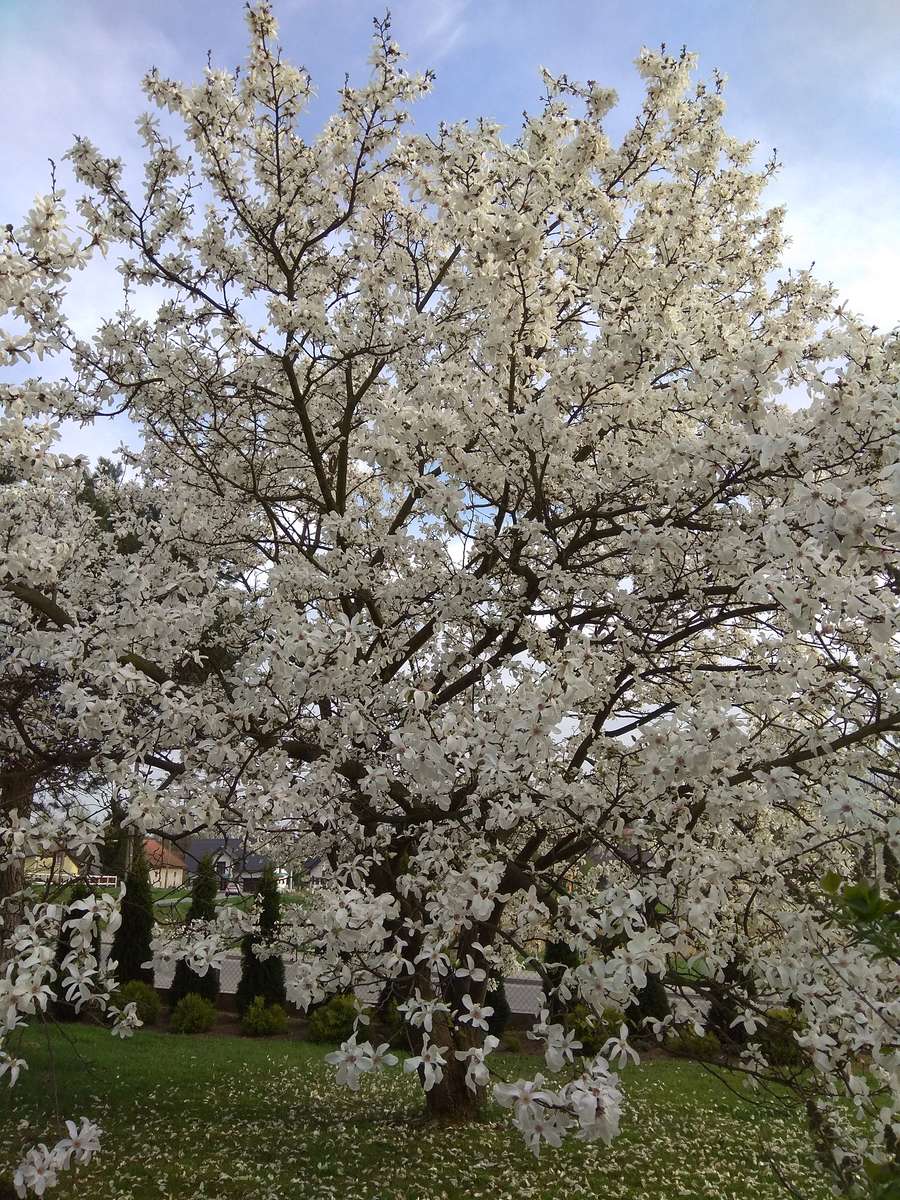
0 1024 833 1200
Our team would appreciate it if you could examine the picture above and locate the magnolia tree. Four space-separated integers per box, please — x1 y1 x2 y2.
2 4 899 1193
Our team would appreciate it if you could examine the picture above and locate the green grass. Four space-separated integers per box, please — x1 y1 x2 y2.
0 1024 833 1200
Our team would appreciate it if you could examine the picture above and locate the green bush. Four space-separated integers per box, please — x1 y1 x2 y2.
503 1029 522 1053
562 1003 625 1056
306 994 359 1043
116 980 162 1026
169 992 217 1034
241 995 289 1037
758 1007 805 1067
666 1025 722 1060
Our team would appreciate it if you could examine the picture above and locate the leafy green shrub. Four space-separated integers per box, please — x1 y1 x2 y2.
169 992 217 1034
117 980 161 1026
306 994 359 1043
666 1025 722 1060
562 1003 625 1055
486 981 511 1039
758 1008 805 1067
241 995 289 1037
503 1030 522 1053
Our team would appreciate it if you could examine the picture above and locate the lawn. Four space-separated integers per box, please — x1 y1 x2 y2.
0 1024 833 1200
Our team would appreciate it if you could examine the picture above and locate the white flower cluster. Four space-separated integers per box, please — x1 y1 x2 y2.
12 1118 102 1198
0 893 129 1046
494 1060 622 1157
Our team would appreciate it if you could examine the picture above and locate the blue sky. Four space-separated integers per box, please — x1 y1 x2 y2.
2 0 898 454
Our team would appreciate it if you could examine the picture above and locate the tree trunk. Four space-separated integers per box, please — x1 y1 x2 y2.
425 1052 482 1120
418 1015 484 1122
0 770 34 967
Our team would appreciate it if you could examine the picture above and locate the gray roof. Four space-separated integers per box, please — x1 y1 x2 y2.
183 837 269 876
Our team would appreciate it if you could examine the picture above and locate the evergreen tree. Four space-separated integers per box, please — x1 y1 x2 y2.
485 979 511 1040
544 939 582 1021
236 863 286 1014
169 855 220 1008
110 846 154 986
52 880 91 1021
625 972 671 1035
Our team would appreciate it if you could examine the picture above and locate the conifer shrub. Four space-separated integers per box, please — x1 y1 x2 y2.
485 980 511 1039
170 992 217 1034
758 1007 805 1067
625 971 671 1036
235 864 286 1015
241 995 289 1037
666 1025 723 1059
116 980 162 1026
543 939 582 1021
562 1003 626 1055
52 880 91 1022
111 847 154 986
170 855 220 1008
376 997 409 1049
306 994 358 1043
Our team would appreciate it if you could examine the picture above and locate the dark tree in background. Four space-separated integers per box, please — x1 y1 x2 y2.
236 863 286 1014
111 847 154 986
52 879 91 1021
169 855 220 1008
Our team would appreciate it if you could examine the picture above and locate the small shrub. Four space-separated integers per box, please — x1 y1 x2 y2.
170 992 217 1034
116 980 161 1026
503 1030 522 1053
758 1007 805 1067
666 1025 722 1060
241 995 289 1037
306 994 359 1043
561 1003 625 1056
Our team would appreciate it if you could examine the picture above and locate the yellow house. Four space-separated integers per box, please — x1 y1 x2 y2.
25 849 80 884
145 837 186 889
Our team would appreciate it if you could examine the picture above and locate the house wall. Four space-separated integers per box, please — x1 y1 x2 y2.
149 867 185 889
24 854 79 881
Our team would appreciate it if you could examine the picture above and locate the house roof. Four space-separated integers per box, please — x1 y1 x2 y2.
144 837 186 871
183 837 269 875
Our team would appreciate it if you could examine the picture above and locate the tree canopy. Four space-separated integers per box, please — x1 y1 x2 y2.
1 4 897 1192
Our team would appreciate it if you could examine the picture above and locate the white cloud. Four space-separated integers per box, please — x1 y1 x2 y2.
406 0 470 61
